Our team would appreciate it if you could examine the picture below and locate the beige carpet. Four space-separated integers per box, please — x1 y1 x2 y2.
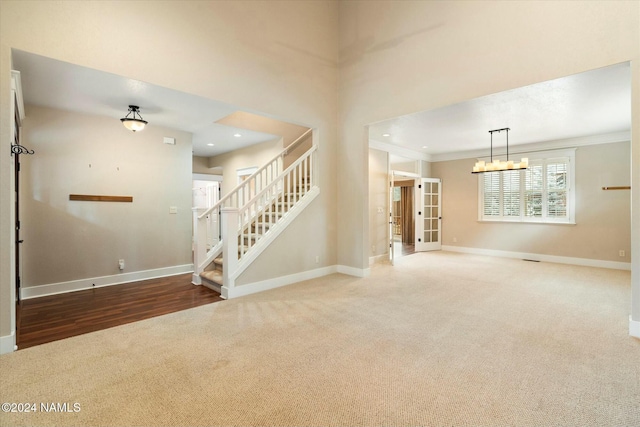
1 252 639 427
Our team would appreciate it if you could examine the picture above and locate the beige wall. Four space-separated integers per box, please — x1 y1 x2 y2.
391 161 417 175
368 148 388 258
430 142 631 263
20 105 193 287
0 1 338 341
1 0 638 342
339 0 639 270
207 138 283 197
339 1 639 325
193 156 216 175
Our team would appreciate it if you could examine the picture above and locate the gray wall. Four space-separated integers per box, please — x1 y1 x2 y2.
20 105 193 287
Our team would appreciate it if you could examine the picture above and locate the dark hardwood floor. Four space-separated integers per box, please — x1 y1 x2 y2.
17 274 223 349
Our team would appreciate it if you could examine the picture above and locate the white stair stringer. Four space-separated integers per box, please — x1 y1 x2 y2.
220 186 319 299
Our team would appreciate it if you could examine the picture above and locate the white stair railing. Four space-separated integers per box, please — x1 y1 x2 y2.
192 129 313 285
221 145 318 289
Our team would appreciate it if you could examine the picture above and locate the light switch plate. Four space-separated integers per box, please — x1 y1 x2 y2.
169 206 178 214
163 137 176 145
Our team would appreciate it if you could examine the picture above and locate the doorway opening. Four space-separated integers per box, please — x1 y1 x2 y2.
192 173 222 255
392 179 416 258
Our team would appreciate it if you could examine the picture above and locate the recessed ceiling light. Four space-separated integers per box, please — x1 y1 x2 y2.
233 133 242 137
382 133 390 137
207 143 214 146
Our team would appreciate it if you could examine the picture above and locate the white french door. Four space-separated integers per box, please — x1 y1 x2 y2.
388 172 395 265
415 178 442 252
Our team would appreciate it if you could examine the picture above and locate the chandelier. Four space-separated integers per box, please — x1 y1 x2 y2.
472 128 528 173
120 105 148 132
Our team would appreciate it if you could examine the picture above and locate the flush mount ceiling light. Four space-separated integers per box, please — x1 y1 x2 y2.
472 128 528 174
233 133 242 137
120 105 148 132
382 133 390 137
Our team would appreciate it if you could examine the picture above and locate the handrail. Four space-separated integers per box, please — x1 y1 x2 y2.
283 127 313 155
198 128 312 220
233 144 316 259
193 137 317 288
239 145 316 212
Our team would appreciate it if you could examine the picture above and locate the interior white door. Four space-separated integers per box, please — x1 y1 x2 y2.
415 178 442 252
388 172 395 265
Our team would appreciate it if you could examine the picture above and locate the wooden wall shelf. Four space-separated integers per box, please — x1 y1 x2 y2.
601 186 631 191
69 194 133 202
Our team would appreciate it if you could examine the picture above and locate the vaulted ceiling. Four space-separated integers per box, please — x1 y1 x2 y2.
13 50 630 162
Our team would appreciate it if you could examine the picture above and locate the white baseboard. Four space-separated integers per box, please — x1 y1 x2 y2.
0 331 16 355
337 265 371 277
631 316 640 339
20 264 195 299
221 263 372 299
224 265 338 299
442 245 631 271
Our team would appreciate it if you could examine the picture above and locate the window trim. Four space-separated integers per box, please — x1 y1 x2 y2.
477 148 576 224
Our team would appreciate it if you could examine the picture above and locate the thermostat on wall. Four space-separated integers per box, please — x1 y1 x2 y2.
163 137 176 145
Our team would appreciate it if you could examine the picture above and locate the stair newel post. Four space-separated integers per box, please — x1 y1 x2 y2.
310 147 316 188
221 207 239 290
192 207 207 285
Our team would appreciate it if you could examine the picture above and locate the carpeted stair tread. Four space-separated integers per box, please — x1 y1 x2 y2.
200 269 222 286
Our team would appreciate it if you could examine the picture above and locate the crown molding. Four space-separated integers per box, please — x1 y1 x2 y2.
429 131 631 163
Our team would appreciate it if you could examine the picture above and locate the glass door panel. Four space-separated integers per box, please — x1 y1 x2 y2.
415 178 442 252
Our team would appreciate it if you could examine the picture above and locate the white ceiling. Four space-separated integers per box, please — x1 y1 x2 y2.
11 50 279 157
370 62 631 161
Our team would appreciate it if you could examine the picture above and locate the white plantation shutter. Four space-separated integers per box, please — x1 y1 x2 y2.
525 163 543 218
546 159 568 219
483 172 500 217
479 151 573 223
502 170 520 217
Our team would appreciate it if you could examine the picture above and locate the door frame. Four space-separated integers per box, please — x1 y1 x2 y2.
388 170 420 265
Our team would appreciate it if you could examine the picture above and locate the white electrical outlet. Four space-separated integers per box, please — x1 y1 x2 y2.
315 255 320 264
453 237 457 243
619 250 625 257
372 245 376 253
118 259 125 270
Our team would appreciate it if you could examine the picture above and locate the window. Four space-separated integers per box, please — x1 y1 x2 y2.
478 150 575 224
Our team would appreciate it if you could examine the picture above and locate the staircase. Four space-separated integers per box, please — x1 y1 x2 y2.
192 130 318 299
198 183 310 293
